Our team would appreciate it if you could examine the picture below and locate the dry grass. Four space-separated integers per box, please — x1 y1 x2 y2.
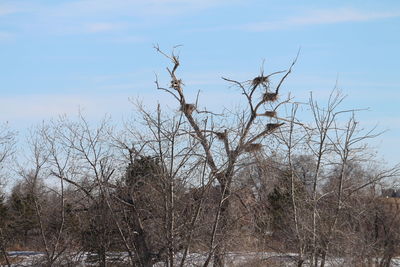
0 255 24 265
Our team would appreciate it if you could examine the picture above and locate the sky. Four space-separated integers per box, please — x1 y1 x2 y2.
0 0 400 165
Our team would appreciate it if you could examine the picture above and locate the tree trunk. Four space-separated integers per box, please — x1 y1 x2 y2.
297 259 304 267
98 245 107 267
319 251 326 267
130 205 153 267
213 182 231 267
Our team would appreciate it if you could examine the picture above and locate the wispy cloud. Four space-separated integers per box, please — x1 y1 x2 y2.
242 8 400 31
47 0 232 17
0 0 237 37
107 35 147 44
83 22 126 33
0 3 20 16
0 94 133 121
0 31 13 42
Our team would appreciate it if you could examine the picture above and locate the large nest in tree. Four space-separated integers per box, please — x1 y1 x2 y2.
215 131 226 140
267 123 284 132
170 79 182 90
263 92 278 102
252 76 269 87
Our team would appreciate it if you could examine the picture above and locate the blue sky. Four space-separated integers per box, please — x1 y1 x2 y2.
0 0 400 164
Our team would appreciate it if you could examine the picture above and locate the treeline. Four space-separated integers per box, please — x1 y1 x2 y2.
0 51 400 267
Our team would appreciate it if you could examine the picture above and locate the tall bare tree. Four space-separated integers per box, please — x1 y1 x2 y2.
154 46 298 266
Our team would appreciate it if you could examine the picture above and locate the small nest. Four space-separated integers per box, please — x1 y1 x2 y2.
267 123 284 132
244 143 263 153
263 92 278 102
252 76 269 87
180 104 196 115
170 79 182 90
215 131 226 140
264 111 277 117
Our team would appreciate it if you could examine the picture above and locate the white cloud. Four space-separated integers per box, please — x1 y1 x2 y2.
242 8 400 31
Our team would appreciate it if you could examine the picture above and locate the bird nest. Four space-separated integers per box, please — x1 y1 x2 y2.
244 143 263 153
267 123 284 131
252 76 269 87
215 131 227 140
264 111 277 117
170 79 182 90
263 92 278 102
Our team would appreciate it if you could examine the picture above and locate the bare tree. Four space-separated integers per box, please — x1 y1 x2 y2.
0 123 15 267
154 46 297 266
43 115 125 266
13 125 73 266
112 103 216 266
36 112 202 266
271 91 400 267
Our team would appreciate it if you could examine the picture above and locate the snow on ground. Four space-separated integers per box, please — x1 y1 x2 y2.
4 251 400 266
